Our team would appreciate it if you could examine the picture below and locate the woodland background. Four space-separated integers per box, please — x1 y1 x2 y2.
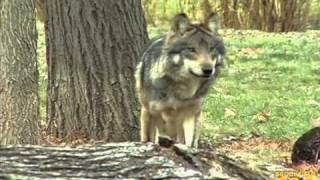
0 0 319 177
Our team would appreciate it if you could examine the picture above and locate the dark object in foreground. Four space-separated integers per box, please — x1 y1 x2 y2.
292 127 320 165
0 142 269 179
158 136 175 148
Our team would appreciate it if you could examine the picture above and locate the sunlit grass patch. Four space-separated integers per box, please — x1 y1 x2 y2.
203 30 320 140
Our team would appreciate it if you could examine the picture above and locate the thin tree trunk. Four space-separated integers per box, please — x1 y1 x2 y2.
0 0 39 144
45 0 148 142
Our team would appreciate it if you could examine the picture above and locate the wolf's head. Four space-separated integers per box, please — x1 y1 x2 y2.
164 13 225 79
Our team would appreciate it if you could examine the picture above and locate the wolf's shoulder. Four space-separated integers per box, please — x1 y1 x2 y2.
142 36 165 62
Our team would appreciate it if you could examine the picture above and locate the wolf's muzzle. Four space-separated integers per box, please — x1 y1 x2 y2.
201 64 213 76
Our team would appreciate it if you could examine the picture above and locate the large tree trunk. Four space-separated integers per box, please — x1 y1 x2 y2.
45 0 148 141
0 0 39 144
35 0 45 22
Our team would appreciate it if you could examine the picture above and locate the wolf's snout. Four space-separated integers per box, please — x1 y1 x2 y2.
201 64 213 75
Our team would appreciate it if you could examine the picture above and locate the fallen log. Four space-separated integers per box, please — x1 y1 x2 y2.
0 142 270 179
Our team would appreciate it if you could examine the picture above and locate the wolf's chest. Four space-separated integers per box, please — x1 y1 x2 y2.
173 80 201 100
153 76 201 99
149 78 202 113
149 96 201 114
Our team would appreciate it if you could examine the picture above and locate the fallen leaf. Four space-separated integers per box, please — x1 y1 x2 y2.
310 117 320 127
253 111 271 123
242 47 258 56
213 86 226 94
306 100 319 106
224 108 236 118
269 142 280 149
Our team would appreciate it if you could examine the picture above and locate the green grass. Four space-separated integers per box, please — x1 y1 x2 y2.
204 30 320 140
148 27 320 141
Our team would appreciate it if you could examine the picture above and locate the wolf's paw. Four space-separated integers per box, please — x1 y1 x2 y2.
158 136 175 148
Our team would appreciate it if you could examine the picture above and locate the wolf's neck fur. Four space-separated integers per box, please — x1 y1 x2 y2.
172 76 201 101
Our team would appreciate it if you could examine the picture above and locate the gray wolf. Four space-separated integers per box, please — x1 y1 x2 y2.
135 12 225 148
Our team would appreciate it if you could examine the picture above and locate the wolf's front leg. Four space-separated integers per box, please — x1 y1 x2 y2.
183 111 201 148
153 114 176 147
176 119 185 144
140 107 153 142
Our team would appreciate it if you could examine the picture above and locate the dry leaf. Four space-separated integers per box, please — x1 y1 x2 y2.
306 100 319 106
214 86 226 94
224 108 236 118
254 112 271 123
269 142 280 149
242 47 257 55
310 117 320 127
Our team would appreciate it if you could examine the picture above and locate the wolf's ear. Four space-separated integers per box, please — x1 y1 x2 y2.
205 12 219 33
171 13 190 35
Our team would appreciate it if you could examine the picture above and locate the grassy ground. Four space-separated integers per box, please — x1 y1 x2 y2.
207 29 320 171
203 29 320 140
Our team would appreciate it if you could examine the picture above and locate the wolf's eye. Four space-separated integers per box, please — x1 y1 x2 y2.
210 46 217 53
182 47 197 59
210 49 217 60
186 47 196 53
181 47 196 54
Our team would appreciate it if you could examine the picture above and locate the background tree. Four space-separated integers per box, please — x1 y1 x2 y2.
45 0 148 142
0 0 39 144
142 0 314 32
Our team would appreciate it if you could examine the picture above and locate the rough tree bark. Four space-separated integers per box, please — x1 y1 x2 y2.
0 143 270 179
0 0 39 144
45 1 148 141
